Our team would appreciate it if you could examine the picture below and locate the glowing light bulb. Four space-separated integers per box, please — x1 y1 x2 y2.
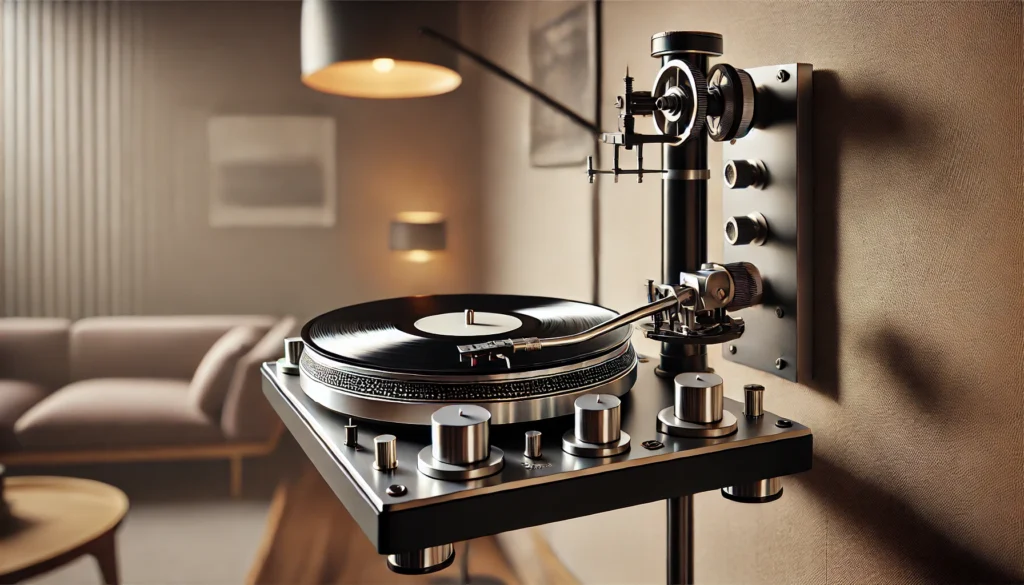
404 250 432 263
372 58 396 73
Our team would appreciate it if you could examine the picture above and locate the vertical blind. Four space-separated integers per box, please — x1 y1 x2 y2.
1 0 148 318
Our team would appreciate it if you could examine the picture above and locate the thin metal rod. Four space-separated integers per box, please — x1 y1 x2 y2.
667 495 694 585
420 27 602 137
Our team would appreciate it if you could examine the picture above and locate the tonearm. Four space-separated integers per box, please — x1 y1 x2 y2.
458 261 762 367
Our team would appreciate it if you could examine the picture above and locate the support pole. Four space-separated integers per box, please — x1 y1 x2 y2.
667 495 694 585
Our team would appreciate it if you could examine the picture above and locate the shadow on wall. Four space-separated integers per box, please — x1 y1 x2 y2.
809 70 938 404
802 457 1020 583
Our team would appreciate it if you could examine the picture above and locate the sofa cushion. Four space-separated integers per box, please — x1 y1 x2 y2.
14 379 223 450
0 318 71 391
0 380 50 451
189 326 261 418
69 316 275 382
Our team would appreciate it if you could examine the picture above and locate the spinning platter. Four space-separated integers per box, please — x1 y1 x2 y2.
299 294 637 425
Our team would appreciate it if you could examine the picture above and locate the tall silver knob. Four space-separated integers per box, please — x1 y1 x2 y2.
283 337 304 366
373 434 398 471
574 394 621 445
723 159 767 189
725 212 768 246
674 372 725 424
524 430 542 459
431 405 490 465
744 384 765 417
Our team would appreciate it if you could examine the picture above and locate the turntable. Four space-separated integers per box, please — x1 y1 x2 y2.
296 294 637 425
264 27 814 585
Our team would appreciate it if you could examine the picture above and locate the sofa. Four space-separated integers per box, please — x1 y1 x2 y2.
0 315 295 496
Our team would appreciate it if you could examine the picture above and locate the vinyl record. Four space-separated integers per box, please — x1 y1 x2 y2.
301 294 631 375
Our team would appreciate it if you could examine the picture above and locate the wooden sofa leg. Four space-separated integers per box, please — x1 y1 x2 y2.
230 455 243 498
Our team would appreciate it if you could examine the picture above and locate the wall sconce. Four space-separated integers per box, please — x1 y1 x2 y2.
390 212 446 263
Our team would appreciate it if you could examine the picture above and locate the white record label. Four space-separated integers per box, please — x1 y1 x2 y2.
414 312 522 337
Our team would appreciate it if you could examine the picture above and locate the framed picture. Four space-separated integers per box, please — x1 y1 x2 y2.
207 116 336 228
528 2 597 168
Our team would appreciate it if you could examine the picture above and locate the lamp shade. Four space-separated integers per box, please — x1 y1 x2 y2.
390 212 446 251
301 0 462 99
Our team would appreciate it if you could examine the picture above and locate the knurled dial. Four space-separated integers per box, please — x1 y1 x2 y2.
652 59 708 146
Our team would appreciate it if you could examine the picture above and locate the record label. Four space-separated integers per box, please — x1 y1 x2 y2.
413 312 522 337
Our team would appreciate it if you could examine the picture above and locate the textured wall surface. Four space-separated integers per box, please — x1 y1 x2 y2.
475 1 1024 583
1 1 483 321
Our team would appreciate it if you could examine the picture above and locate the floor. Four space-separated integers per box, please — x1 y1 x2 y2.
13 441 291 585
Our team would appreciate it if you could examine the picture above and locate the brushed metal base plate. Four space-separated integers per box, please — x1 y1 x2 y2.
416 447 505 481
657 407 738 438
561 431 631 458
721 63 813 383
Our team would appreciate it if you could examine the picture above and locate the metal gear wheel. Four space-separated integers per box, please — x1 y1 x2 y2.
706 63 757 142
652 59 708 146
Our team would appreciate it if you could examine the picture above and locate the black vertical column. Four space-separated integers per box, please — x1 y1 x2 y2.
650 32 723 585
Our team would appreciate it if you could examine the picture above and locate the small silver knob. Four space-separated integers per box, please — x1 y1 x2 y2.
524 430 542 459
674 372 725 424
574 394 621 445
343 418 358 447
724 159 767 189
431 405 490 465
725 212 768 246
283 337 304 366
373 434 398 471
743 384 765 417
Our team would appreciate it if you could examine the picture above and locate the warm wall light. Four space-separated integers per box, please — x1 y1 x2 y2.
390 212 446 262
301 0 462 99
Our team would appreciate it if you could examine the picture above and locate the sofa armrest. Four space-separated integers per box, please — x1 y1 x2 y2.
221 317 297 442
0 318 71 391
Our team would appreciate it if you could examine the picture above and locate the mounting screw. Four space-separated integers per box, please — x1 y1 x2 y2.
776 70 790 82
641 440 665 450
776 419 793 428
386 484 407 497
715 288 728 301
728 345 737 354
775 358 787 370
775 307 785 318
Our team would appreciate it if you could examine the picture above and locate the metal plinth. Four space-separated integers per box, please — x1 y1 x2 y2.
261 360 812 554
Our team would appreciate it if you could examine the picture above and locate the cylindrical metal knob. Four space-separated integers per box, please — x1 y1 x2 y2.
431 405 490 465
373 434 398 471
343 418 358 446
574 394 621 445
723 262 764 311
744 384 765 417
725 212 768 246
524 430 542 459
674 372 725 424
283 337 304 366
723 159 767 189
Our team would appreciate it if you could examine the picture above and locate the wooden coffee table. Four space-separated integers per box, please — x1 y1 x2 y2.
0 476 128 584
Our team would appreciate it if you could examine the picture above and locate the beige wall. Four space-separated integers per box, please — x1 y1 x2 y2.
1 1 483 322
474 1 1023 583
